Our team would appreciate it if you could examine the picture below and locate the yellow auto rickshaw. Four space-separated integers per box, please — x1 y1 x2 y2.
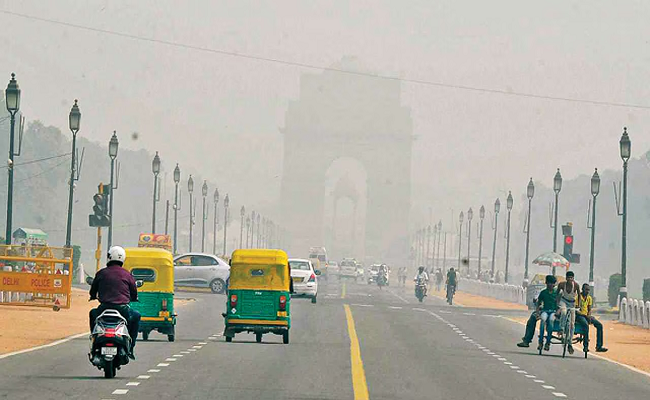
123 248 177 342
224 249 291 344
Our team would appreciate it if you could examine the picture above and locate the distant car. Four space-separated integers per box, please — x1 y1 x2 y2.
289 258 319 303
367 264 380 284
173 253 230 294
327 261 340 278
340 258 358 279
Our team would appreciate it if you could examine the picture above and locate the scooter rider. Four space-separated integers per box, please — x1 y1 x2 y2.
414 266 429 296
89 246 141 360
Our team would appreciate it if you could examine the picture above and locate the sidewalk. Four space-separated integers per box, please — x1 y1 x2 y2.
429 287 527 311
0 288 194 355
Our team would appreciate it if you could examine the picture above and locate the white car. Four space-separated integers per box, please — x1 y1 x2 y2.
173 253 230 294
289 258 319 303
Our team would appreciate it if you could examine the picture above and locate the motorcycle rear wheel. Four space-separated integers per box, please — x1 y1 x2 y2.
104 361 116 379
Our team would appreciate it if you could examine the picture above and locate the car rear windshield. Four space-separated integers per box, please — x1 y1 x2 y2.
289 261 311 271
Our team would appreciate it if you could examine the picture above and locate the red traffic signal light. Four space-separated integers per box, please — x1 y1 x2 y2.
564 236 573 245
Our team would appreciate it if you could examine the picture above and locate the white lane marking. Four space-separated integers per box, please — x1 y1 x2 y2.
138 375 151 379
0 332 88 360
553 393 567 398
504 362 513 365
486 352 495 355
208 337 219 340
192 345 203 349
173 354 184 357
492 355 501 357
462 312 476 316
388 306 403 310
517 371 527 374
440 310 452 314
188 349 197 352
498 358 507 361
509 366 519 369
148 369 161 373
412 307 426 312
525 375 536 378
351 303 374 307
157 363 170 367
165 358 177 361
542 385 556 390
389 290 409 304
181 351 190 354
198 342 208 345
484 314 501 317
126 382 140 386
534 380 545 383
112 389 129 395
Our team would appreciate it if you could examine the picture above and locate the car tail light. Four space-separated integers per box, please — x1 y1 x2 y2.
279 295 287 311
230 294 238 308
308 273 316 282
161 299 168 311
105 342 114 346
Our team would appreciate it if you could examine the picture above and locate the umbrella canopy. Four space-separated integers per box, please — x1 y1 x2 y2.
532 252 570 269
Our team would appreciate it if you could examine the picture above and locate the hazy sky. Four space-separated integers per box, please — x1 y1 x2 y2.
1 0 649 225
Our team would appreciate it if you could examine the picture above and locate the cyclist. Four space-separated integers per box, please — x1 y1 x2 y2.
446 267 457 302
555 270 580 355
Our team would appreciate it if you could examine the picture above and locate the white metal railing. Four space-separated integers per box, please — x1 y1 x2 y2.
457 279 526 305
618 297 650 329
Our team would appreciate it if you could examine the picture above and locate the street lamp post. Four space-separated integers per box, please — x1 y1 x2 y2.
4 73 20 245
173 164 180 254
201 181 208 252
524 178 535 283
240 206 246 248
478 206 485 278
250 211 256 248
491 198 500 278
188 175 194 252
256 214 261 248
151 152 161 233
588 168 600 296
505 191 513 283
436 221 442 269
466 208 473 276
458 211 464 273
246 216 251 248
552 169 562 275
426 225 432 269
212 189 219 254
619 128 631 301
107 132 119 248
223 195 230 256
65 99 81 247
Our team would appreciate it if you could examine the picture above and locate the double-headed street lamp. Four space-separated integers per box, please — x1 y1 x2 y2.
151 152 161 233
491 198 500 278
223 194 230 255
619 128 631 301
213 188 219 254
466 208 473 276
551 169 562 275
188 175 194 252
524 178 535 283
246 215 251 248
436 221 443 269
505 191 513 283
4 73 20 245
478 206 485 277
201 181 208 252
458 211 464 273
240 205 246 248
588 168 600 295
107 132 119 248
65 99 81 247
173 164 181 254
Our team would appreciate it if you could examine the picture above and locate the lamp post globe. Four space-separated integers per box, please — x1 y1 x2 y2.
591 168 600 196
173 164 181 183
479 205 485 220
553 169 562 193
507 191 513 211
152 152 161 175
151 151 161 233
5 73 20 113
69 99 81 132
109 131 119 160
527 178 535 200
188 175 194 193
620 127 631 162
494 198 501 214
214 188 219 203
202 180 208 197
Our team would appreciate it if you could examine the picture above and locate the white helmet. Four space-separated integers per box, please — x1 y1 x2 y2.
107 246 126 265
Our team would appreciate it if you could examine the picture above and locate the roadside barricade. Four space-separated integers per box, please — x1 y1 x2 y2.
617 297 650 330
457 279 526 305
0 245 73 311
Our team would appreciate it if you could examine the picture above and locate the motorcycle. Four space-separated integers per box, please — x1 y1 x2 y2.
377 272 388 289
89 309 132 378
414 278 427 302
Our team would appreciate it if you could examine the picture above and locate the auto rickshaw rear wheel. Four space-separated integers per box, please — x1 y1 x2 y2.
168 335 175 342
256 333 262 343
142 331 149 341
283 331 289 344
225 336 233 342
311 296 317 304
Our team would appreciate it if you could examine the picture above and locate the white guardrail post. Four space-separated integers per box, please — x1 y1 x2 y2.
458 279 525 305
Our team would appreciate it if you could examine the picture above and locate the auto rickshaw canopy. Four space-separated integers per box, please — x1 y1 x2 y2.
229 249 289 291
124 247 174 293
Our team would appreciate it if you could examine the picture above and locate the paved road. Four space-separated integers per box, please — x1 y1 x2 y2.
1 279 649 399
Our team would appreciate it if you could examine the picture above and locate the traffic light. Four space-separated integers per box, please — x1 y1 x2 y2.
563 235 573 259
89 184 111 227
561 222 580 264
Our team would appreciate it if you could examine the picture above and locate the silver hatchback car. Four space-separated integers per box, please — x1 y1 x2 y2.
173 253 230 294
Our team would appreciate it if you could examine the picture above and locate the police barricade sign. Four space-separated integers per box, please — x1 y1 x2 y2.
0 245 73 311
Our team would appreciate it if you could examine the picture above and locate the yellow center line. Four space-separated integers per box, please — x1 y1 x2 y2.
341 281 347 299
344 304 369 400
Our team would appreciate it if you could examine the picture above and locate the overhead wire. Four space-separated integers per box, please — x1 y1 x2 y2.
1 9 648 110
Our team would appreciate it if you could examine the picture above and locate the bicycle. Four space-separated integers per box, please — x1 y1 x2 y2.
536 307 588 359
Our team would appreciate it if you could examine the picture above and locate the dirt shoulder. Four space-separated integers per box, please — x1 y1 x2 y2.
508 316 650 374
0 288 193 355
